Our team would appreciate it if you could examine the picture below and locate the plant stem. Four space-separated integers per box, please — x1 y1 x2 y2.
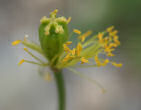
53 69 65 110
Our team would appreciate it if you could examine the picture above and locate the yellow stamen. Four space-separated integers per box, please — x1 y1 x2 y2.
113 35 119 40
107 52 115 57
94 55 102 66
23 47 28 52
104 59 109 64
98 33 104 43
73 29 81 35
76 43 82 56
111 62 122 67
18 59 25 66
106 26 114 32
109 43 118 48
65 41 72 45
62 53 71 62
51 9 58 16
104 47 115 53
79 30 92 42
109 30 118 36
67 17 71 24
12 40 21 46
81 57 89 64
71 48 76 56
114 39 120 45
63 44 71 53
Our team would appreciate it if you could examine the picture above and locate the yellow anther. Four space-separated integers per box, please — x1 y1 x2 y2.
73 29 81 35
109 43 118 48
113 35 119 40
18 59 25 66
106 26 114 32
79 30 92 42
12 40 21 46
65 41 72 45
104 47 115 53
67 17 71 24
94 55 102 66
111 62 122 67
62 53 71 62
94 55 109 66
104 59 109 64
109 30 118 36
107 52 115 57
81 57 89 64
53 9 58 14
76 43 82 56
63 44 71 53
44 73 52 81
71 48 76 56
94 55 99 62
23 47 28 52
50 9 58 16
114 39 120 45
98 32 104 43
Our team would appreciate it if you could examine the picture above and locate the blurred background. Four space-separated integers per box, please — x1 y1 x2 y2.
0 0 141 110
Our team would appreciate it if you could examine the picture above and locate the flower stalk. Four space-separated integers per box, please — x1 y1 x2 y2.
53 69 65 110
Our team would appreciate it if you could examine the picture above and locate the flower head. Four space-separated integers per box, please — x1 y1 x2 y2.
12 9 123 93
12 10 122 69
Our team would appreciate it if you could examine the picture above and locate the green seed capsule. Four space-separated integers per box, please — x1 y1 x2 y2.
39 10 69 61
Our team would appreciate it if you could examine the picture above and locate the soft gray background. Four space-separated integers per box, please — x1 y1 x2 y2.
0 0 141 110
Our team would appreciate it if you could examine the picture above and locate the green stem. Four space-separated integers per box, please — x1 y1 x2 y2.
53 69 65 110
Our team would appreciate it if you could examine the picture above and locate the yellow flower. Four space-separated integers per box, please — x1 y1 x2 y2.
81 57 89 64
18 59 25 65
73 29 81 35
12 9 122 71
12 40 21 46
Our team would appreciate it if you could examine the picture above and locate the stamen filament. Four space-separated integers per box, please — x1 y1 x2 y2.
23 48 45 64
